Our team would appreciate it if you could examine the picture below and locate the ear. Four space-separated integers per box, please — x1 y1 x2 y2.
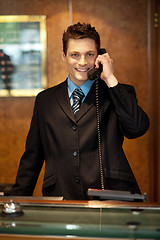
62 49 66 62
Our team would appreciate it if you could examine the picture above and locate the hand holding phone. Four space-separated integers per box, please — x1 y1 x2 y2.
87 48 107 80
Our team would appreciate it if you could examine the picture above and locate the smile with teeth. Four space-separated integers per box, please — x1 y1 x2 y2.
76 68 90 72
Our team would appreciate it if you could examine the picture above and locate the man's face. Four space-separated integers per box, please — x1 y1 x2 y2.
62 38 98 86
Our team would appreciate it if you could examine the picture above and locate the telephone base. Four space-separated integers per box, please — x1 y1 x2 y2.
87 188 147 202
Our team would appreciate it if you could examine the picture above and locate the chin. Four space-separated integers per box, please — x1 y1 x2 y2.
78 78 88 83
77 75 88 82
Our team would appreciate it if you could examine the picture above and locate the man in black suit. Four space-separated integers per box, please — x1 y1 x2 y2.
10 22 149 200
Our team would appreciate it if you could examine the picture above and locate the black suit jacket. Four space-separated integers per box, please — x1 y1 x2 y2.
10 79 149 199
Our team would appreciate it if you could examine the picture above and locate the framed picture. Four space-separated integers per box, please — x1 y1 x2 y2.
0 15 47 96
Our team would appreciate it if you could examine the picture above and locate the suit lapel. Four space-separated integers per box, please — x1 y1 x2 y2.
75 81 96 121
55 80 76 122
56 79 109 123
76 80 108 122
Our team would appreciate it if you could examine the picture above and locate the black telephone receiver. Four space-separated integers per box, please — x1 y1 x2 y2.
87 48 107 80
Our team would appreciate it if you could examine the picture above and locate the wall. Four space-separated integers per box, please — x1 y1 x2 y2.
149 0 160 202
0 0 151 199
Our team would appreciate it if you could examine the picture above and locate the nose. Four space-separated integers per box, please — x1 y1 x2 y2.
78 55 87 66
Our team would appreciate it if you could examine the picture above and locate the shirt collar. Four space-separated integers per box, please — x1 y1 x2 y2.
67 76 95 99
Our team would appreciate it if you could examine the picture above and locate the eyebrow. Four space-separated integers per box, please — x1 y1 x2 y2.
70 50 96 54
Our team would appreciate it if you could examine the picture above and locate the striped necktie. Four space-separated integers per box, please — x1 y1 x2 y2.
72 87 84 115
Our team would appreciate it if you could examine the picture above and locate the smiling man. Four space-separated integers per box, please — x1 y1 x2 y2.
10 22 149 200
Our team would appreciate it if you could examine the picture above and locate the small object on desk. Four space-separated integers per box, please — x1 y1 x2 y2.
87 188 147 202
1 200 24 217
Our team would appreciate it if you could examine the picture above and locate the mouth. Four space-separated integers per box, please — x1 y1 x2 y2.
75 68 90 73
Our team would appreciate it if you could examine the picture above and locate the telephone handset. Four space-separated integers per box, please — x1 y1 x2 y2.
87 48 107 80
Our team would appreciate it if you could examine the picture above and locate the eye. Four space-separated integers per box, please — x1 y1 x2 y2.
87 52 95 57
71 53 79 57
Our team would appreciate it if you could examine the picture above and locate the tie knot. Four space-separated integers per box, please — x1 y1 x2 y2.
73 87 84 101
72 87 84 115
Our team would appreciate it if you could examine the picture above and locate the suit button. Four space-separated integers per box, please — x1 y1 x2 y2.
75 177 80 184
72 125 77 131
73 151 78 157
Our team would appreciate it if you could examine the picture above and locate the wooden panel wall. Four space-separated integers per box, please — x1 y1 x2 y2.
0 0 151 200
147 0 160 202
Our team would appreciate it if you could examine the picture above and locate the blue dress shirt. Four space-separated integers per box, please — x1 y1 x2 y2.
67 77 95 106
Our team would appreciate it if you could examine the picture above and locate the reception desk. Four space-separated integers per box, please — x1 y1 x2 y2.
0 196 160 239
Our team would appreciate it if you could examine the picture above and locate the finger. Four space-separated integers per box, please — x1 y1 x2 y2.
97 54 113 65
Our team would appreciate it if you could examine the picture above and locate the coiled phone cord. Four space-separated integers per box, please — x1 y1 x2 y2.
95 79 105 190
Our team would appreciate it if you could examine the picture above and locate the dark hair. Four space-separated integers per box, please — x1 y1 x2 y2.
62 22 100 55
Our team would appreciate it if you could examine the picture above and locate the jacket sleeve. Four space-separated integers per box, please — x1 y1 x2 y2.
108 83 150 139
10 95 44 196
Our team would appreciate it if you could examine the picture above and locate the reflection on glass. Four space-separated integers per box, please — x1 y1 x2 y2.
0 49 14 94
0 16 47 96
